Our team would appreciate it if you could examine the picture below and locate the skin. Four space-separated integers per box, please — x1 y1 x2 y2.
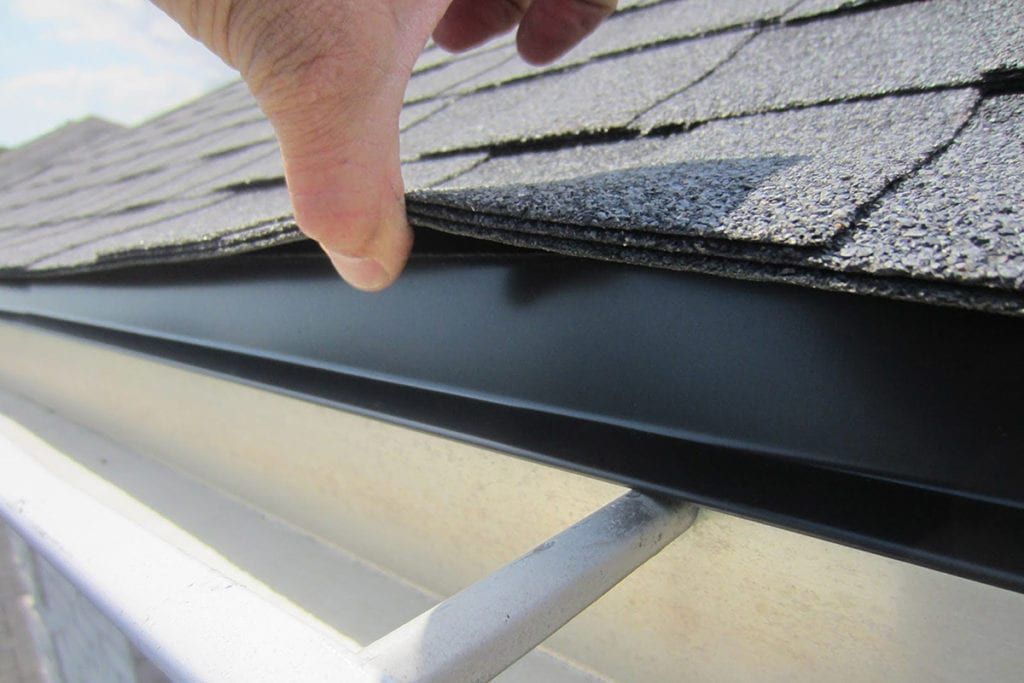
152 0 617 290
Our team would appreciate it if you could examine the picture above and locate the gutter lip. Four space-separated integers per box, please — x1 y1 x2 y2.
2 252 1024 593
0 406 368 683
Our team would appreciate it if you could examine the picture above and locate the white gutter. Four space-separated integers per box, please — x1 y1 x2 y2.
0 406 696 682
0 414 367 683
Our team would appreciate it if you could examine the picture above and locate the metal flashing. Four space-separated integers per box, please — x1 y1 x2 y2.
1 252 1022 592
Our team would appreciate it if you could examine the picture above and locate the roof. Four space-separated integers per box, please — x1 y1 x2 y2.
0 0 1022 314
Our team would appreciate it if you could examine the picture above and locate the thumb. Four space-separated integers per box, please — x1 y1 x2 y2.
267 71 410 291
244 3 449 291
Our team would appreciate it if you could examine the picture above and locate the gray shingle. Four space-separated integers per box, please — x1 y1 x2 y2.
2 0 1023 315
413 34 517 76
0 110 266 216
399 98 450 130
0 118 123 204
782 0 883 21
449 0 795 95
401 30 751 158
27 187 296 274
413 43 457 74
0 125 276 230
0 195 222 270
401 153 489 191
417 90 976 246
618 0 671 9
204 149 487 195
0 151 489 274
814 94 1024 290
637 0 1024 130
408 210 1024 316
404 45 515 103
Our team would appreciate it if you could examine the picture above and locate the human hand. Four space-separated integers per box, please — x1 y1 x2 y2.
152 0 617 290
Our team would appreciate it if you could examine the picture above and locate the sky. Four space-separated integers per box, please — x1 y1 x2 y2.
0 0 236 148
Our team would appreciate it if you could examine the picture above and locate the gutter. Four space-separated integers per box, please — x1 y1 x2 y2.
0 394 695 681
1 250 1023 592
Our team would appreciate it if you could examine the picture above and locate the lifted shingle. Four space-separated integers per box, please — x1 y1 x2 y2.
418 90 976 246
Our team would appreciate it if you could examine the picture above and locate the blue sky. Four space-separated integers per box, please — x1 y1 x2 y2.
0 0 236 148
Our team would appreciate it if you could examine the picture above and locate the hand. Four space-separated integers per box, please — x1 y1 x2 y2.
153 0 617 290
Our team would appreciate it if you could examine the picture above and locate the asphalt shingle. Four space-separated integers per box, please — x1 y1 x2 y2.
28 187 296 273
782 0 884 21
417 90 976 246
401 30 751 158
1 0 1023 315
449 0 796 95
0 195 224 270
0 117 121 184
404 45 515 103
636 0 1024 130
816 94 1024 291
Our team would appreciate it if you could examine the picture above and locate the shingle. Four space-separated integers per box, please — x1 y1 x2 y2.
0 117 121 186
617 0 670 9
451 0 794 95
86 110 271 177
412 35 516 76
204 147 285 189
27 188 297 274
399 98 450 130
401 153 488 190
401 30 751 158
0 150 489 275
0 127 276 229
0 104 270 222
404 44 515 102
416 89 976 246
2 0 1024 316
814 94 1024 291
637 0 1024 130
782 0 883 21
411 0 678 82
85 139 277 210
0 195 221 270
0 119 124 211
409 210 1024 316
29 217 298 274
209 150 486 194
413 43 456 73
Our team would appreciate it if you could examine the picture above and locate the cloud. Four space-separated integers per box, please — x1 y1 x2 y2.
0 63 213 144
11 0 207 68
1 0 235 146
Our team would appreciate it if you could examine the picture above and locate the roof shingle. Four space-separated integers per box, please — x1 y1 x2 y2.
0 0 1022 315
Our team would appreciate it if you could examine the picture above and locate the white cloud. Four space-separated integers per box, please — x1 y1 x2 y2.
4 63 210 120
1 0 235 146
11 0 207 68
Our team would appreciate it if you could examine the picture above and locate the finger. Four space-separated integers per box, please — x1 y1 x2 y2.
154 0 460 291
433 0 531 53
255 39 414 290
517 0 616 65
249 0 460 292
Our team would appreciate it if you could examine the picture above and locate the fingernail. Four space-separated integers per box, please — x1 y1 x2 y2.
326 250 390 291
